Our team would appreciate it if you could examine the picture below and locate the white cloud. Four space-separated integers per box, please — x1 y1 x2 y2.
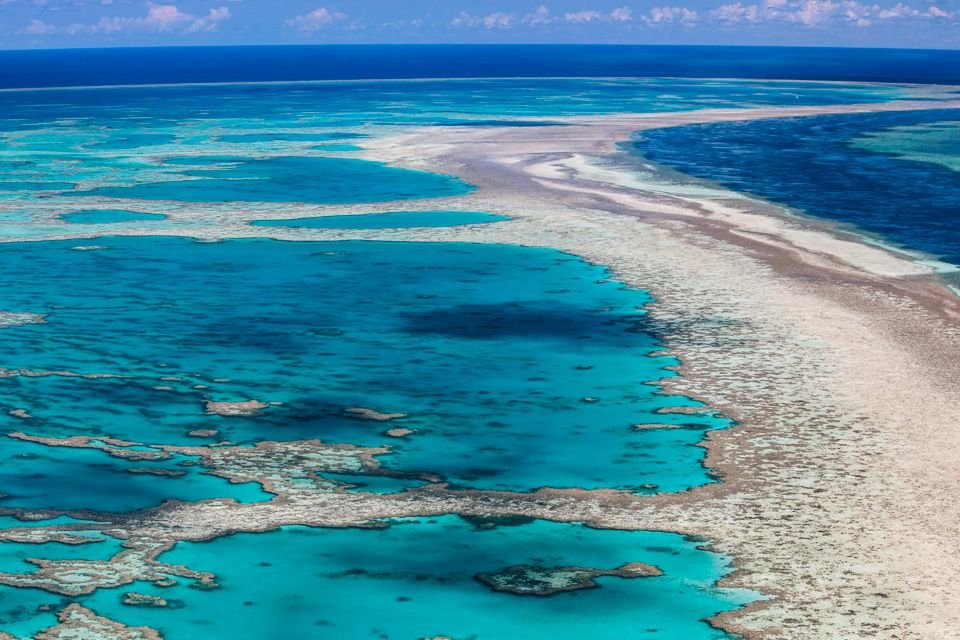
711 2 761 20
565 7 638 23
186 6 230 33
565 10 603 22
22 18 56 34
483 12 514 27
450 10 514 28
91 3 193 33
449 11 479 26
709 0 953 24
284 7 347 31
522 5 552 25
452 6 635 28
644 6 700 23
20 2 232 35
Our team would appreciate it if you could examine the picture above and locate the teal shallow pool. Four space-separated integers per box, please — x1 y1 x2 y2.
0 237 725 500
82 156 473 204
59 210 167 224
0 517 755 639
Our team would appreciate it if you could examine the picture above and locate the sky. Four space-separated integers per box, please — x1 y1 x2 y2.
0 0 957 49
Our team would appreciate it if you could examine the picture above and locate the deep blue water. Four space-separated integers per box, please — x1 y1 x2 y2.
2 45 960 89
635 109 960 267
0 77 905 135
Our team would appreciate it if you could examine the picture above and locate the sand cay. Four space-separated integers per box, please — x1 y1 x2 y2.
349 99 960 639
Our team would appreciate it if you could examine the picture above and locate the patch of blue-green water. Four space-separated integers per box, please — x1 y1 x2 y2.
0 237 728 495
0 182 74 192
851 118 960 174
59 210 167 224
0 536 125 574
35 517 751 640
217 132 368 143
0 433 271 511
250 210 507 229
81 156 472 204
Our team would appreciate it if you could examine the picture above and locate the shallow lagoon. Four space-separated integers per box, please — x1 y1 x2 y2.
0 237 725 498
0 517 752 640
84 156 472 204
59 210 167 224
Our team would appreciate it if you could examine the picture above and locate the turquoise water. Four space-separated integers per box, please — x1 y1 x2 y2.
0 537 125 575
0 517 751 640
84 156 472 204
218 132 367 144
0 422 271 511
0 182 74 192
0 237 725 497
852 119 960 174
59 210 167 224
250 211 508 229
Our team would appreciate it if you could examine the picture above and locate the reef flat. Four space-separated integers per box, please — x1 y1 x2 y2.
0 79 958 639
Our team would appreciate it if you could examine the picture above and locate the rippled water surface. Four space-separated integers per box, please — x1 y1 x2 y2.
636 109 960 267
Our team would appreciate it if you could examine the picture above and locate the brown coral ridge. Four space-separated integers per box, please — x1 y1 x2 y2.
6 430 432 500
344 407 407 421
35 604 163 640
0 311 46 329
204 399 269 416
0 537 216 596
8 432 171 462
476 561 662 596
158 439 399 495
122 592 169 608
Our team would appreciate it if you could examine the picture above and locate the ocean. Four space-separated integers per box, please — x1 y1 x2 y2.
2 45 960 88
0 45 956 638
634 109 960 271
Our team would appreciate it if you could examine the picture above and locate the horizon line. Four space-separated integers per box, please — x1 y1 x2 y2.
2 42 959 54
